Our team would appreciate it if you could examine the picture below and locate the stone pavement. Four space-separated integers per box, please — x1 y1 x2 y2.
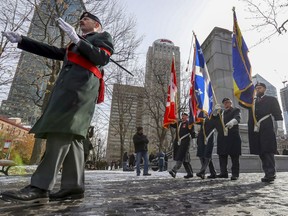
1 170 288 216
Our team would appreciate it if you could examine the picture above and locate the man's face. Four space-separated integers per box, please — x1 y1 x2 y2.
223 100 232 110
80 17 99 33
182 114 188 122
255 86 266 96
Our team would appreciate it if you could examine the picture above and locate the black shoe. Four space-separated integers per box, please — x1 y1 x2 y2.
143 173 151 176
231 176 239 180
184 174 193 179
196 172 205 179
216 173 228 178
49 189 84 201
1 185 49 204
169 170 176 178
207 174 216 179
261 176 276 183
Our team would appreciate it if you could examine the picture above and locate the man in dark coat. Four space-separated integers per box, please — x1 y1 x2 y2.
133 127 151 176
196 117 217 179
169 112 196 179
1 12 114 203
240 82 283 183
213 98 242 180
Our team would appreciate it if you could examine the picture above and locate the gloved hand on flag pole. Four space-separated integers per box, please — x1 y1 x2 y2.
57 18 80 44
212 104 221 116
2 31 22 43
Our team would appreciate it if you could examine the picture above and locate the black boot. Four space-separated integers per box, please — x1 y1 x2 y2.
183 162 193 179
169 170 176 178
1 185 49 204
49 188 84 201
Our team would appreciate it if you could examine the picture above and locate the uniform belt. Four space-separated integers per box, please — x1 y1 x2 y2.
254 114 271 132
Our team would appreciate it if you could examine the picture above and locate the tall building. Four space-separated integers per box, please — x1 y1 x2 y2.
144 39 180 149
0 0 85 126
280 84 288 134
105 39 181 162
106 84 145 163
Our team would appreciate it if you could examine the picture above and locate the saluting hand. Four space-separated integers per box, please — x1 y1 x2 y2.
2 31 22 43
57 18 80 44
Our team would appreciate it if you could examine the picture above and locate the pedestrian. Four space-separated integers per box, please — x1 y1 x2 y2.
169 112 197 179
128 153 135 169
122 152 129 171
83 126 94 162
213 98 242 180
1 11 114 204
157 151 165 172
240 82 283 183
133 126 151 176
196 117 217 179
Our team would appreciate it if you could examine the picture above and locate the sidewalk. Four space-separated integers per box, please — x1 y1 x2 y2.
1 170 288 215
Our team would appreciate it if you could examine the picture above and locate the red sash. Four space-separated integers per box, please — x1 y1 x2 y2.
66 48 111 104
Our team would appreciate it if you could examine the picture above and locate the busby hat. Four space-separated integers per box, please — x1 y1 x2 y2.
222 97 232 104
255 82 266 89
80 12 102 26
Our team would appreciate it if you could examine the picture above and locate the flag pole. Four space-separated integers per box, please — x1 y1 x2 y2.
186 31 194 72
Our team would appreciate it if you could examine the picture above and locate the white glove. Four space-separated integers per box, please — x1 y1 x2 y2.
212 104 221 116
57 18 80 44
225 118 238 129
277 121 283 129
2 31 22 43
214 104 221 110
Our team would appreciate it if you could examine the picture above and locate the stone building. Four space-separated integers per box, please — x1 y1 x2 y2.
106 84 145 163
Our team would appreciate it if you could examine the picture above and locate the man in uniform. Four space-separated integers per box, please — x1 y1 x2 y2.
1 12 114 203
196 117 217 179
169 112 196 179
213 98 242 180
240 82 283 183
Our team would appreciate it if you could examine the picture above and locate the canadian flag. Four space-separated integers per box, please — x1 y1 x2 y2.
163 55 178 128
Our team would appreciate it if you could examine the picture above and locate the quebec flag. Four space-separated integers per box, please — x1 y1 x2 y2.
193 36 213 118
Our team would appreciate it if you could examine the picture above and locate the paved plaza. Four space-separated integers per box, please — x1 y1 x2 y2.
0 170 288 215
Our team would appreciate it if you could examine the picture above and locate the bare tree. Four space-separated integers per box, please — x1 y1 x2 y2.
241 0 288 45
0 0 33 94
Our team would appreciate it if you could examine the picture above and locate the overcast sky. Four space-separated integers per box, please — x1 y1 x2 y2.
121 0 288 94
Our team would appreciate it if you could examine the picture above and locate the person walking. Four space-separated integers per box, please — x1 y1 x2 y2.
83 126 94 163
122 152 129 171
157 151 165 172
169 112 196 179
196 117 217 179
1 11 114 203
133 127 151 176
240 82 283 183
213 98 242 180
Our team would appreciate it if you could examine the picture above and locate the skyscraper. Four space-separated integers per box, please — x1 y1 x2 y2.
144 39 180 150
0 0 85 126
